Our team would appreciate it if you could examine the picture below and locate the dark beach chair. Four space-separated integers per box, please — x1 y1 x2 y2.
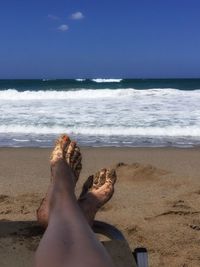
93 220 149 267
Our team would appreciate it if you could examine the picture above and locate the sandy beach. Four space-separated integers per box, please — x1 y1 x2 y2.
0 147 200 266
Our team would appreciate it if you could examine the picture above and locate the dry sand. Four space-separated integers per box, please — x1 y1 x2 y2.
0 147 200 266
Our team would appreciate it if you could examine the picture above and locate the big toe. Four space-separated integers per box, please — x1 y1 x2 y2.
106 169 117 185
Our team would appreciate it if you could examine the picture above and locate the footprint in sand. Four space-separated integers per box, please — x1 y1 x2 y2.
172 200 191 210
115 162 169 182
157 199 199 217
145 199 200 221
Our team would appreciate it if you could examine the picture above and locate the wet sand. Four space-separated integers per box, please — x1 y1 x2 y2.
0 147 200 266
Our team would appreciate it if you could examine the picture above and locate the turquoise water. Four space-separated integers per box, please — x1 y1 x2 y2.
1 78 200 91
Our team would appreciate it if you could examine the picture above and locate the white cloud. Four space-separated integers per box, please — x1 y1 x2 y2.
48 14 60 20
71 11 84 20
57 24 69 31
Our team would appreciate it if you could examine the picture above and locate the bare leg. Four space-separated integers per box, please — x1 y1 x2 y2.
37 134 82 228
35 162 115 267
35 136 116 267
37 135 116 228
37 169 116 228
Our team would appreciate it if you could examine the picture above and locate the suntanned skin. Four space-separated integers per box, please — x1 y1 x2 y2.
35 135 116 267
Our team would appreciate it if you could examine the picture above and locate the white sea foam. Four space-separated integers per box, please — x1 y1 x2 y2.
1 87 200 147
0 88 129 100
12 138 29 142
92 79 122 83
1 126 200 137
0 88 199 101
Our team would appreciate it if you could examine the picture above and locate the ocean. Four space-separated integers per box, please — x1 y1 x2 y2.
1 78 200 148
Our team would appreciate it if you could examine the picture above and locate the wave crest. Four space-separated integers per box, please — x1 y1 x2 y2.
1 88 199 101
92 79 122 83
75 79 86 82
1 125 200 137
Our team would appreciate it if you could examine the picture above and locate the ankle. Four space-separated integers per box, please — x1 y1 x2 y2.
51 159 75 186
50 185 76 212
78 195 98 224
51 159 72 176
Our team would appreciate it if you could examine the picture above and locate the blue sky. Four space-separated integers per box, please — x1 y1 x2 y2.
0 0 200 78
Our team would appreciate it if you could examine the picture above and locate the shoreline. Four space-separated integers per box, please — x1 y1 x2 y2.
1 145 200 150
1 143 200 149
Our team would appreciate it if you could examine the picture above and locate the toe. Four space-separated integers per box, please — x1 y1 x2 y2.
94 168 107 187
50 134 71 163
71 146 81 167
106 169 117 185
65 141 76 165
99 168 107 185
73 153 82 169
57 136 83 181
73 152 82 178
66 142 82 180
61 134 71 152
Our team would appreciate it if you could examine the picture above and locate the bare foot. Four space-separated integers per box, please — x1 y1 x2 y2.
50 134 82 181
37 134 82 227
78 168 117 226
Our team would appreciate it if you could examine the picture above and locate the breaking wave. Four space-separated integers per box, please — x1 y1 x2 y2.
75 79 86 82
1 88 200 101
91 79 123 83
1 125 200 137
1 86 200 147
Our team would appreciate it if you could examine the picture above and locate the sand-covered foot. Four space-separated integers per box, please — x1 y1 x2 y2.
78 168 117 226
37 134 82 227
50 134 82 181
